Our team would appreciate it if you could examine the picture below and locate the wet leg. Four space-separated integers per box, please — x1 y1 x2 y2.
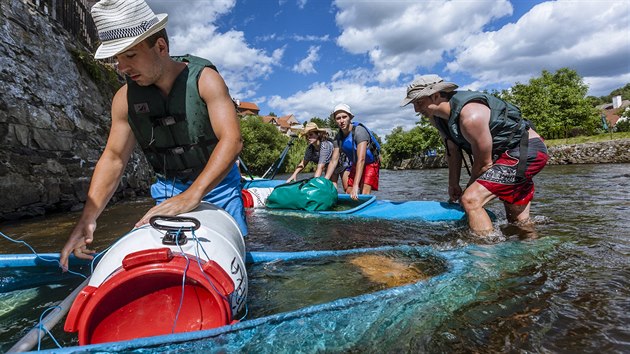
505 201 531 224
504 201 538 239
460 182 496 236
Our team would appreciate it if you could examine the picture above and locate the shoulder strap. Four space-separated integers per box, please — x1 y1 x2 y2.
353 122 380 157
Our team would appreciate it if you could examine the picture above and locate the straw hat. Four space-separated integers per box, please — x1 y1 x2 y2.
91 0 168 59
400 74 458 107
300 122 326 137
333 103 353 117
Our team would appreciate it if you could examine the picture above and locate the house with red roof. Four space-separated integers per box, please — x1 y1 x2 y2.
234 100 260 117
233 99 302 135
597 95 630 128
260 114 302 136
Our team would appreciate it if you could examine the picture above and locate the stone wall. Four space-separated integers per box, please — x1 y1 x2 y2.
547 139 630 165
0 0 153 221
394 138 630 170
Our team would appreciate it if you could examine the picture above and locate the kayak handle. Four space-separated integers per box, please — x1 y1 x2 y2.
149 215 201 246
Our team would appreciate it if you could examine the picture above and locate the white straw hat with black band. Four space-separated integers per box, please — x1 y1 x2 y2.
91 0 168 59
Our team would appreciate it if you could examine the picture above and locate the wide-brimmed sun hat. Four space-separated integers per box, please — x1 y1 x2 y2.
400 74 458 107
91 0 168 59
300 122 326 137
333 103 353 117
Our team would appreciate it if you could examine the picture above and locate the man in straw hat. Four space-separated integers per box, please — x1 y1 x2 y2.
325 103 380 200
287 122 334 183
61 0 246 269
401 75 548 238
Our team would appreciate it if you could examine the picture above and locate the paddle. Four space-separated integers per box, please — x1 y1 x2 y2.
7 276 91 353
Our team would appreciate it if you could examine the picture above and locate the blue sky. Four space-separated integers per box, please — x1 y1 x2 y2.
147 0 630 138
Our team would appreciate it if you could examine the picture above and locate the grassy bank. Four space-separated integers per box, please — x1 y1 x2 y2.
545 132 630 147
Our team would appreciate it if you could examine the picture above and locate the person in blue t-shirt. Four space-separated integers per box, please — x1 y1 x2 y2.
325 104 380 200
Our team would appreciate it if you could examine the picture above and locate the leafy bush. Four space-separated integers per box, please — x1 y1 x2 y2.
240 116 290 175
615 117 630 132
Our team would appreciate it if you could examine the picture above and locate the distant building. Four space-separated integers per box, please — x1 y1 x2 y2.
597 95 630 128
234 100 261 117
233 99 302 135
260 114 301 136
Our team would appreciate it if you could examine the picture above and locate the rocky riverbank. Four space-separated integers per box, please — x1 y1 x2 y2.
0 0 152 221
546 139 630 165
394 138 630 170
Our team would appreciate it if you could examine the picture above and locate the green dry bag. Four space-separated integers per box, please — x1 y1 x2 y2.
265 177 338 211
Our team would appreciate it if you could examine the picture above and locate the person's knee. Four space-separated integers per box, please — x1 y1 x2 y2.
460 192 484 212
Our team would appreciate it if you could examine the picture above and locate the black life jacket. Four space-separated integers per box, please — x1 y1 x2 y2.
434 91 530 179
126 55 219 180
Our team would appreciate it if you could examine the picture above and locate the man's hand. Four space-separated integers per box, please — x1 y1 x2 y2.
60 220 97 271
448 184 463 203
135 192 201 228
348 185 360 200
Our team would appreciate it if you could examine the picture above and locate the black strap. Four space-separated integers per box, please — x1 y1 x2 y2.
150 114 186 127
149 137 218 155
515 132 529 181
146 137 218 181
351 124 379 162
158 168 200 181
461 148 473 177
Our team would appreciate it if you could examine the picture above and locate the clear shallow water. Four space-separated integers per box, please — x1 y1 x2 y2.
0 164 629 352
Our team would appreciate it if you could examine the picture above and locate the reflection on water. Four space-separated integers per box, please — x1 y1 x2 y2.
247 249 446 318
1 164 629 352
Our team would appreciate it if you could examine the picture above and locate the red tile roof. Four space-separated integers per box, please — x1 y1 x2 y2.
235 101 260 116
260 116 278 124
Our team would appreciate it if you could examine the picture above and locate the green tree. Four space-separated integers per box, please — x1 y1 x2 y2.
240 116 289 175
309 117 330 128
586 95 606 107
503 68 599 138
284 136 311 175
381 121 441 168
326 112 337 128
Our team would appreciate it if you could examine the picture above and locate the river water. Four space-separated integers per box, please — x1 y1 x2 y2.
0 163 629 352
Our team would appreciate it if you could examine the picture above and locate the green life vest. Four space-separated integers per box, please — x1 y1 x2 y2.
126 55 219 180
441 91 528 156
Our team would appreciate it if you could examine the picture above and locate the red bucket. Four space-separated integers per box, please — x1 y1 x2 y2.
65 248 235 345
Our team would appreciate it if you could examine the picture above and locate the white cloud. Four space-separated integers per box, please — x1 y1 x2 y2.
446 0 630 95
147 0 284 99
256 34 330 42
148 0 234 32
145 0 630 140
267 72 416 138
585 73 630 98
334 0 513 83
293 46 321 74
